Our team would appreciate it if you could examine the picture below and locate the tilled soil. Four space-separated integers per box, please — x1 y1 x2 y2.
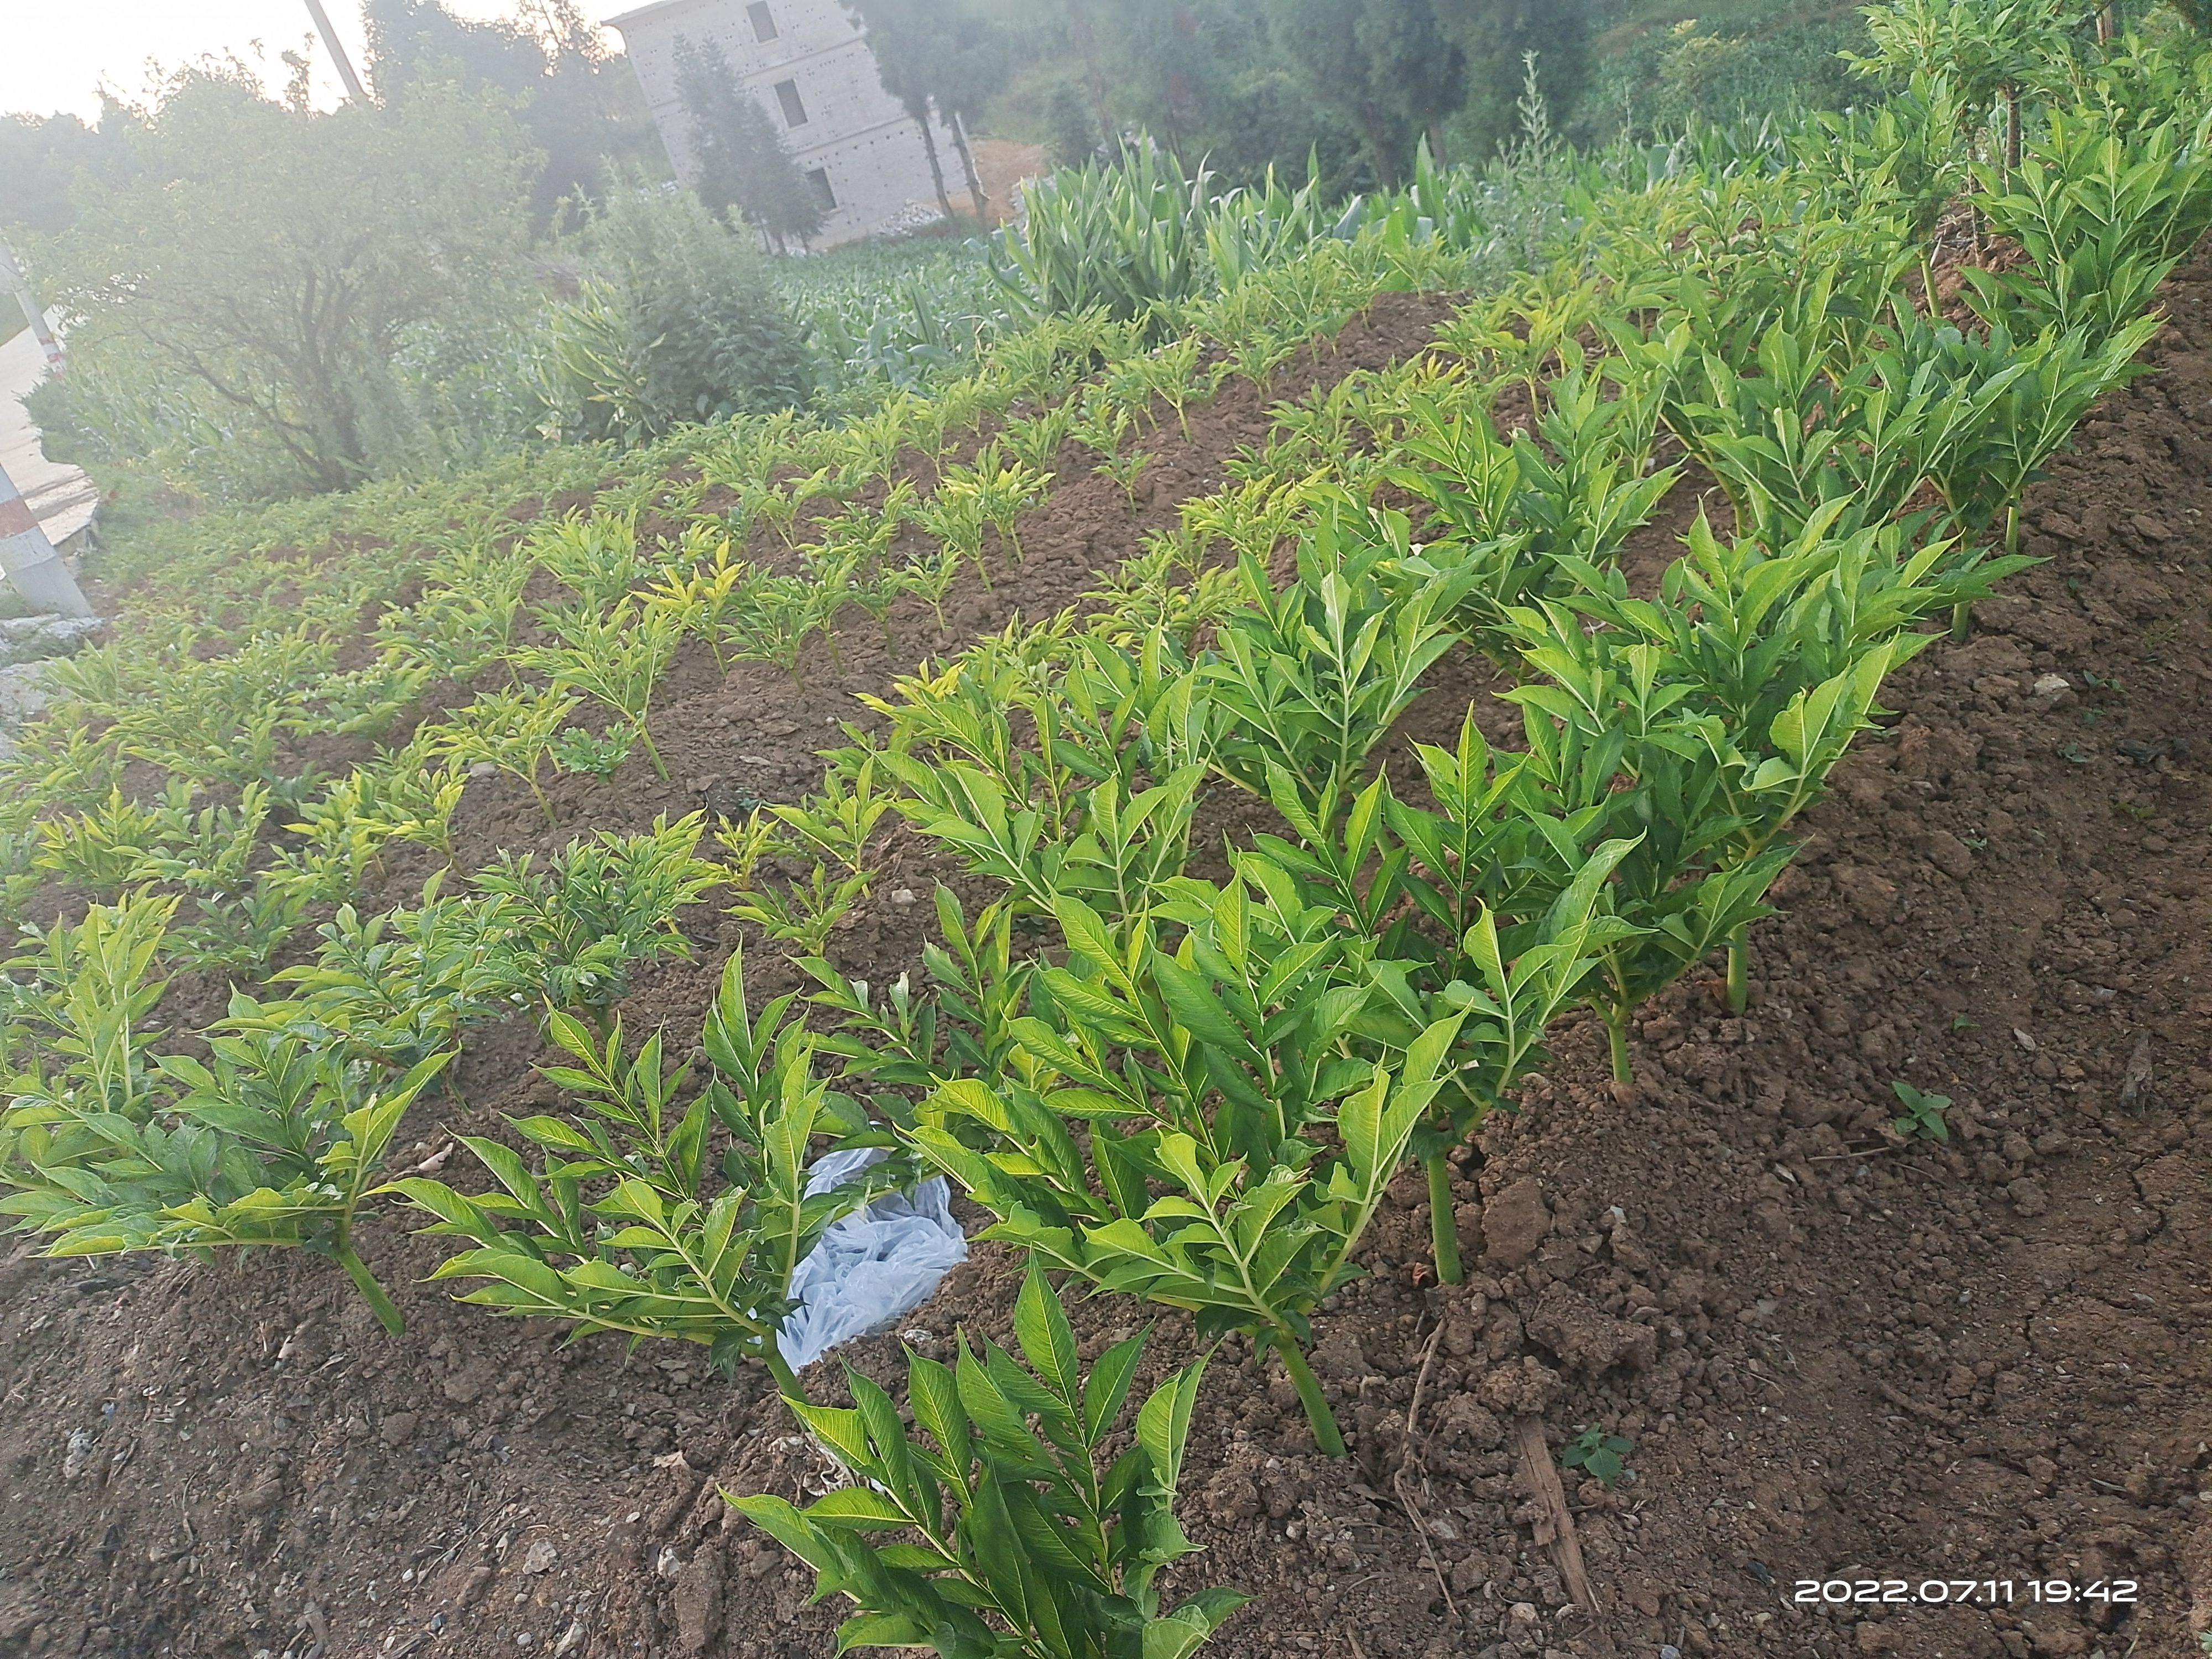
3 259 2211 1659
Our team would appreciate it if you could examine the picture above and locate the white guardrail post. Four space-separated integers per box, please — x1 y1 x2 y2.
0 461 92 619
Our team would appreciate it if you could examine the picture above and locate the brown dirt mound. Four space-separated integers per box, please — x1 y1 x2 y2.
4 254 2211 1659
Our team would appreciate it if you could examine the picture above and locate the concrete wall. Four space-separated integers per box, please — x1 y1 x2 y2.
607 0 959 247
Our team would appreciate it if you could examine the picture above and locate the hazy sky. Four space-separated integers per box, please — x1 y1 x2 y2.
2 1 601 122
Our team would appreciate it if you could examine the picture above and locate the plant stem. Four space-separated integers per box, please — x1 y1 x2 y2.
635 722 670 781
1603 1005 1632 1086
1426 1154 1463 1285
1275 1334 1346 1457
762 1341 802 1399
1949 597 1973 643
335 1243 405 1335
1725 922 1750 1016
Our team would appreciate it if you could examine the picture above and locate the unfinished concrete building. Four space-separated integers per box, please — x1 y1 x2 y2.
606 0 959 247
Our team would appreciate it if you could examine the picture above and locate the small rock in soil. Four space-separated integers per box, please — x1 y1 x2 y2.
1477 1355 1563 1416
1524 1284 1656 1375
1481 1177 1551 1269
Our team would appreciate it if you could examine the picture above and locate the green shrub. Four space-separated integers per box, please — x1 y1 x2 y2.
539 185 811 445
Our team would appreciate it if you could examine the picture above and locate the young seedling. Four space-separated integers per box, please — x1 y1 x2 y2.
426 686 577 825
548 725 636 781
1561 1426 1635 1488
734 1266 1247 1659
901 541 966 638
514 598 682 780
1890 1080 1952 1142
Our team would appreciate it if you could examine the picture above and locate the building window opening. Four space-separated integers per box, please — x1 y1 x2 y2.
747 3 778 41
806 168 837 210
774 79 808 127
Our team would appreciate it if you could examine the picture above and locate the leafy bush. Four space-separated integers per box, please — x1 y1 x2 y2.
538 185 811 445
735 1265 1246 1659
393 952 881 1391
0 896 447 1331
908 859 1616 1453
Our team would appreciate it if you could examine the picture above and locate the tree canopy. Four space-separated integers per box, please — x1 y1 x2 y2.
671 34 825 248
36 67 536 494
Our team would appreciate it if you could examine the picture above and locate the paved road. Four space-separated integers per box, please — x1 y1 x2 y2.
0 313 97 551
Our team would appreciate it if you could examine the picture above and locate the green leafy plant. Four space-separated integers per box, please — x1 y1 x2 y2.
1203 504 1463 816
1560 1425 1635 1488
0 895 447 1332
427 685 579 825
912 856 1614 1454
390 952 880 1392
549 723 638 780
1966 106 2212 341
471 815 719 1032
734 1265 1246 1659
1890 1079 1952 1142
514 597 682 779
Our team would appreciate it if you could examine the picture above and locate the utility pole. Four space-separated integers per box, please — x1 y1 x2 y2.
0 463 93 619
302 0 369 102
0 241 62 379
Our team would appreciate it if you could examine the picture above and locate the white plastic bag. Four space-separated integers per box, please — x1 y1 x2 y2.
776 1148 968 1372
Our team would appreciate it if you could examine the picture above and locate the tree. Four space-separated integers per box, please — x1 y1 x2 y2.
844 0 1013 220
0 102 143 238
1065 0 1365 191
1277 0 1466 185
364 0 663 228
36 67 535 495
670 35 825 249
930 4 1014 217
1436 0 1597 163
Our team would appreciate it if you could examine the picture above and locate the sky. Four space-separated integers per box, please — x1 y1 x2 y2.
1 1 612 122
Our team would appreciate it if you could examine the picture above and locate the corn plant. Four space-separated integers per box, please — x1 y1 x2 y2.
0 896 446 1333
734 1266 1246 1659
390 953 882 1392
515 597 683 779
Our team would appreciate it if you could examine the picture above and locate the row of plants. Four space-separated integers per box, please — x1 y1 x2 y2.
4 21 2209 1653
